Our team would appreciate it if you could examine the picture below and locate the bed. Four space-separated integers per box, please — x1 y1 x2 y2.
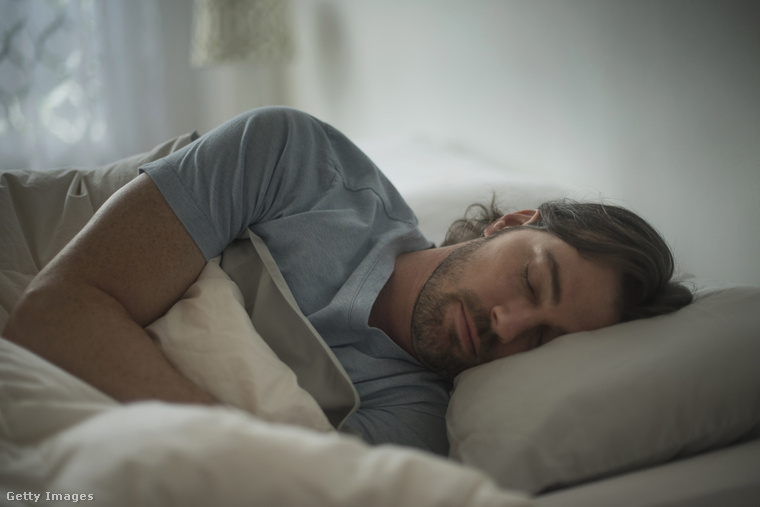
1 132 759 506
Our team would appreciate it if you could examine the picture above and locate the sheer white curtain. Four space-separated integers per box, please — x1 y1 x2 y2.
0 0 170 171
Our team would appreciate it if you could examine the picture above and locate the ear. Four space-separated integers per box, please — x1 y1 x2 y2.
484 209 541 237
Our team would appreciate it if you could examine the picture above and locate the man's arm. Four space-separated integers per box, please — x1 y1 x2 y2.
3 174 216 404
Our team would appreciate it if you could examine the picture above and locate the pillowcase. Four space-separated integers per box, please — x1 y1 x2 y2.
145 257 334 433
446 285 760 494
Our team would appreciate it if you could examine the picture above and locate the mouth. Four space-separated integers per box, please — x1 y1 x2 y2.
457 302 480 358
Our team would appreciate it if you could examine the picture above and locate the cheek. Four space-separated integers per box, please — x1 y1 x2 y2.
463 268 516 308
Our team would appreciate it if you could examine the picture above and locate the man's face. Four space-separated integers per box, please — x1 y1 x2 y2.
410 227 621 378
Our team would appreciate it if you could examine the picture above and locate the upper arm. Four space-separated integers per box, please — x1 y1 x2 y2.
2 173 215 404
31 173 206 327
20 107 334 325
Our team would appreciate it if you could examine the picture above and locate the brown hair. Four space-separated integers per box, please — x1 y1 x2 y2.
443 197 693 321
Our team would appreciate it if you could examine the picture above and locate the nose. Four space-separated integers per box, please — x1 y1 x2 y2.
489 303 540 345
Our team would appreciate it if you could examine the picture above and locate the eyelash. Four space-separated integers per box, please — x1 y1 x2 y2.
522 264 546 347
522 263 537 301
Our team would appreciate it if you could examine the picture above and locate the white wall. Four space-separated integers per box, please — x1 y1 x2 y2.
284 0 760 285
159 0 760 285
155 0 293 136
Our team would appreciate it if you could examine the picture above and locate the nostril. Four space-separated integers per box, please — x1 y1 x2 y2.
490 306 511 344
490 304 536 346
490 305 505 324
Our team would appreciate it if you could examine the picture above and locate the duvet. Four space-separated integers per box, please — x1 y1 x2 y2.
0 246 530 507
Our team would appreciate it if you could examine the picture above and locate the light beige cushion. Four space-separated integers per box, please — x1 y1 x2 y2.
219 231 359 428
447 286 760 493
145 257 334 432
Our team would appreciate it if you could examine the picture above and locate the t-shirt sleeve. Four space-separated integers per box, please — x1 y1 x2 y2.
140 107 343 260
343 402 451 455
335 356 453 456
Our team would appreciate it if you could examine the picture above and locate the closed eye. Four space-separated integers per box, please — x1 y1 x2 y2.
522 263 537 303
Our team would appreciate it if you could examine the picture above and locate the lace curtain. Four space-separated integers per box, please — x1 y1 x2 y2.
0 0 168 171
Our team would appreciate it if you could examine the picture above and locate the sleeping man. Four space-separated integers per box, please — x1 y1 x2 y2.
3 107 693 456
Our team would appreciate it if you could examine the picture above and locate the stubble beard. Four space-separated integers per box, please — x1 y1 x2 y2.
410 238 496 378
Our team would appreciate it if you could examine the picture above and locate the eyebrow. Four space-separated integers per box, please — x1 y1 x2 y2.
546 249 562 305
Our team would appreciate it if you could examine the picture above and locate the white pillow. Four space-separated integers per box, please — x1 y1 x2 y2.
447 286 760 493
145 258 333 433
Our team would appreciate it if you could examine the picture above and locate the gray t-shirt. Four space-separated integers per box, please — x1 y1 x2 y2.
141 107 452 454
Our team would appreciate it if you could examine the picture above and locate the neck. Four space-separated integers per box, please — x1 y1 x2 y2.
369 244 459 358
